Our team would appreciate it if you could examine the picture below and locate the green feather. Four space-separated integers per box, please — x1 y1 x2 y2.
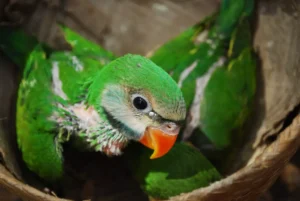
216 0 254 37
16 45 63 181
200 48 256 147
124 142 221 199
59 25 115 60
149 14 216 74
0 26 117 180
149 0 256 149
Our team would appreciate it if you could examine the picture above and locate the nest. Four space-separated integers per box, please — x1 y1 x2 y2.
0 0 299 201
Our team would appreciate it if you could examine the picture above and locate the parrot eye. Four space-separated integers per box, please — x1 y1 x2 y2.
131 94 151 112
133 97 147 109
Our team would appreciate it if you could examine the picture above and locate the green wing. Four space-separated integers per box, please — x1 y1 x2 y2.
149 0 255 149
49 26 116 104
124 143 221 199
16 45 63 181
200 20 256 148
149 14 215 75
59 25 115 60
1 25 116 181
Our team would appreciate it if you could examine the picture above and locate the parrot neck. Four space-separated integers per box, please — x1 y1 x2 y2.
53 102 129 156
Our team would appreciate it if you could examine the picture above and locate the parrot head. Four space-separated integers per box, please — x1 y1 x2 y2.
87 54 186 159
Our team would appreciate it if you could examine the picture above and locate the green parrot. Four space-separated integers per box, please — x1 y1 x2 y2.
122 0 256 198
0 25 220 200
0 0 255 198
0 26 187 180
149 0 256 150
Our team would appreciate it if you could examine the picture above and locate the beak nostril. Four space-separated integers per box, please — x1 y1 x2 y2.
160 122 180 136
165 123 177 131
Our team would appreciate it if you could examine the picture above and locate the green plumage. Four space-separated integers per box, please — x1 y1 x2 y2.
1 23 218 199
17 45 63 180
123 0 256 198
0 0 255 199
125 143 221 199
12 26 116 180
149 0 256 148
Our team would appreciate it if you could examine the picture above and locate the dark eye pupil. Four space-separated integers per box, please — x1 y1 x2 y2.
133 97 148 110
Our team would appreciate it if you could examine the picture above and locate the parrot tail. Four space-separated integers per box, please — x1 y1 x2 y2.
215 0 254 39
0 27 39 68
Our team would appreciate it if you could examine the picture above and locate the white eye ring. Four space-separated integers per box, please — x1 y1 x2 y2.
131 94 152 113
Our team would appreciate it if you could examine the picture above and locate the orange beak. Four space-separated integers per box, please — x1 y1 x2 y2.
139 123 180 159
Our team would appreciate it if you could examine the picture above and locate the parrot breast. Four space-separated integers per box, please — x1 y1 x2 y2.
50 102 129 156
